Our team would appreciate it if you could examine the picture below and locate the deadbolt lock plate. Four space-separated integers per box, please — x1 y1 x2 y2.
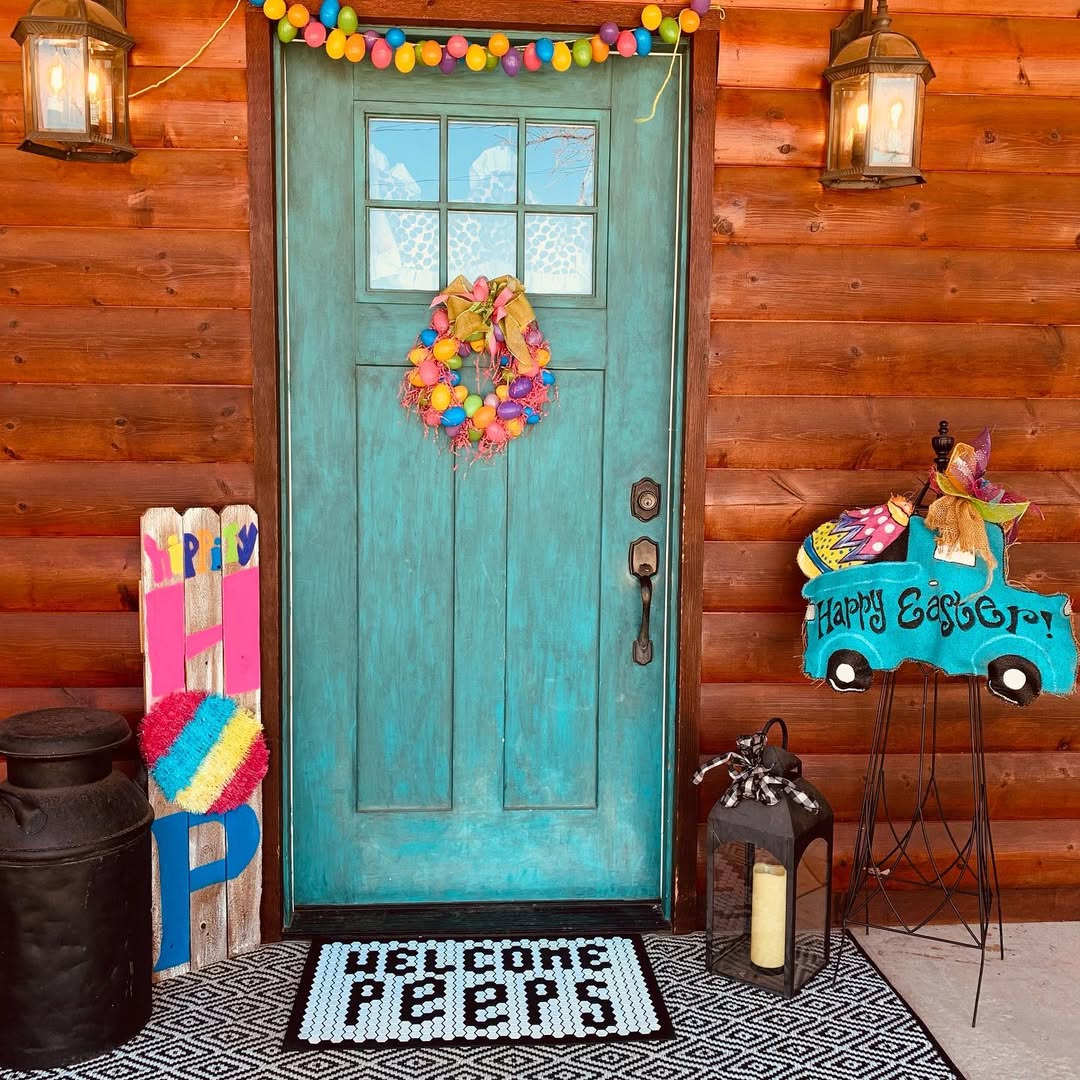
631 477 661 522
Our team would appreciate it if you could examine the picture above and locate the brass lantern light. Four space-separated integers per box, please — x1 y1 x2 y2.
12 0 135 162
821 0 933 190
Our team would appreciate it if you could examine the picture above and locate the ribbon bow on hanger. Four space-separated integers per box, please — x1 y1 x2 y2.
692 728 819 813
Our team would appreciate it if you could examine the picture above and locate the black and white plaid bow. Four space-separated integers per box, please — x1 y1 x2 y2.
692 730 819 812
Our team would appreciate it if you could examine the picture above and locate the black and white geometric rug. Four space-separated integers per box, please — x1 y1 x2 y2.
2 934 963 1080
285 935 673 1050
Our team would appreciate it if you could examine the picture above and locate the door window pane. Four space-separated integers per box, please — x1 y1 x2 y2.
448 211 516 283
368 118 440 201
448 122 518 204
525 214 594 295
525 124 596 207
369 208 440 291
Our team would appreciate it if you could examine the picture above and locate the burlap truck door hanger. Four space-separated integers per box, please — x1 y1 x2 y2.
139 506 265 980
799 430 1079 707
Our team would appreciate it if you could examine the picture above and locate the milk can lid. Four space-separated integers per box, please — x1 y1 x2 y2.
0 708 131 759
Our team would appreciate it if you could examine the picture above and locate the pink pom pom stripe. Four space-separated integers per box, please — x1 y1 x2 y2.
139 690 207 768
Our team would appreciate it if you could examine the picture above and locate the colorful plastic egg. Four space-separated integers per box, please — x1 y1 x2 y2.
344 33 366 61
444 424 462 438
679 8 701 33
441 406 466 426
535 37 555 63
502 49 522 76
642 4 663 30
464 394 483 418
453 385 469 403
423 409 441 427
439 51 457 74
286 3 309 27
337 5 358 33
446 355 463 370
385 26 406 48
690 0 710 13
465 44 487 71
616 30 637 56
457 341 472 358
418 359 441 386
395 43 416 71
541 370 556 386
303 20 327 46
421 40 443 66
432 338 457 362
633 27 653 55
363 29 379 47
430 384 452 412
658 16 679 43
495 384 510 401
591 35 610 63
497 401 523 421
371 38 392 68
524 407 540 425
326 28 347 58
420 328 438 347
486 422 507 445
523 42 541 71
484 50 499 71
484 393 499 408
263 0 286 19
318 0 339 28
277 16 298 43
552 41 572 71
488 32 510 56
472 405 496 429
447 34 469 58
468 427 484 443
598 21 619 45
572 39 592 67
431 308 449 333
535 348 550 367
449 371 461 386
506 418 524 438
408 370 425 388
509 376 532 399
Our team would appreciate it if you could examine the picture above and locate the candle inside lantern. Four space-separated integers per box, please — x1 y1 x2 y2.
750 858 787 971
87 69 100 130
46 59 65 118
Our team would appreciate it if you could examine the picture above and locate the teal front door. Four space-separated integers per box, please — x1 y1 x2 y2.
282 40 686 911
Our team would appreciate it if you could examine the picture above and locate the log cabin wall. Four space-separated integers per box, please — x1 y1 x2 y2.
0 0 252 745
2 0 1079 925
699 0 1080 920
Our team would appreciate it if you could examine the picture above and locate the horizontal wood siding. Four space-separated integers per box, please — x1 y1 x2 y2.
0 0 251 730
705 3 1080 921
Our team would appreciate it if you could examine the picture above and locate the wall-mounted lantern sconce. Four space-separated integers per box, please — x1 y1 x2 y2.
820 0 933 190
12 0 135 162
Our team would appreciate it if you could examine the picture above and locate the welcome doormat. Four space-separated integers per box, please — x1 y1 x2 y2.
284 935 674 1050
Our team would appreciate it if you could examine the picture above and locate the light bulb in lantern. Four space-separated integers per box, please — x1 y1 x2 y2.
856 102 869 131
87 69 101 130
850 100 869 167
890 99 903 128
46 58 66 120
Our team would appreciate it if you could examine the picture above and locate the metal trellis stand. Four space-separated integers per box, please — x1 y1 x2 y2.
835 421 1005 1027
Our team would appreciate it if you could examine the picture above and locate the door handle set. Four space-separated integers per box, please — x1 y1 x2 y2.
628 536 659 666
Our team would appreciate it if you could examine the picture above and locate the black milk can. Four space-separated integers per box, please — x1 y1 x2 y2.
0 708 154 1070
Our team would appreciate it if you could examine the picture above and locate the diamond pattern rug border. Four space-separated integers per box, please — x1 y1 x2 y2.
1 934 963 1080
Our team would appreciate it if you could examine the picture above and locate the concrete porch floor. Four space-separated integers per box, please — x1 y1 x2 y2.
860 922 1080 1080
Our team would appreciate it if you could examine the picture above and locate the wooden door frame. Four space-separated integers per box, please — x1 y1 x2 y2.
245 3 718 939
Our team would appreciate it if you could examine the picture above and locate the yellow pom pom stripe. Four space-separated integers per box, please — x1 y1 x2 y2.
175 705 262 815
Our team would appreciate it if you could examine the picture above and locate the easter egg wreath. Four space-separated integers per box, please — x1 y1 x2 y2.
402 275 557 459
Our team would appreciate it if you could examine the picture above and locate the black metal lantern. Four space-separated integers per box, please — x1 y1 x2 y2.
11 0 135 162
821 0 934 190
696 718 834 998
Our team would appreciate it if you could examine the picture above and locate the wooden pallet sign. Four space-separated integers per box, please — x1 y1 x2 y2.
139 506 263 981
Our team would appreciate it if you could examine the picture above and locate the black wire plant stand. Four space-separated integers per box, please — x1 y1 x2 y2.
835 421 1005 1027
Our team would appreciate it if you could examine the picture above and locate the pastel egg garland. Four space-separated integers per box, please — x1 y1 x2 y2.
252 1 716 73
401 275 556 460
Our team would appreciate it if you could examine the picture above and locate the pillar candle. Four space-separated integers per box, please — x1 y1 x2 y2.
750 861 787 970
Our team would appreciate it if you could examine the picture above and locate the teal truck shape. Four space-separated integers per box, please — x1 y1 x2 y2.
802 516 1077 706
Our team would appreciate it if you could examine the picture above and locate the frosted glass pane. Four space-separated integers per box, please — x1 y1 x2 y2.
448 122 517 204
368 118 439 201
369 208 440 291
526 125 596 207
448 212 516 283
525 215 594 295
